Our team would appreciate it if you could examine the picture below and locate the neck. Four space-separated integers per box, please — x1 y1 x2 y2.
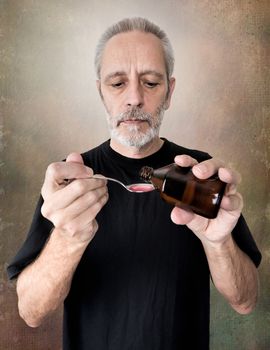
110 137 164 159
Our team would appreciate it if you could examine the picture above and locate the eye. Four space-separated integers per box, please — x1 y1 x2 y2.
111 82 125 88
144 82 159 88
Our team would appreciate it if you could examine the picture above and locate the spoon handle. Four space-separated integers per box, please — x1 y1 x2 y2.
91 174 130 191
91 175 154 193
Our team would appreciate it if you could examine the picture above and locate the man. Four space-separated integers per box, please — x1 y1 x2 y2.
7 18 261 350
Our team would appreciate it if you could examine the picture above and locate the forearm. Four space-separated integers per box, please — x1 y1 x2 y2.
203 235 259 314
17 228 89 327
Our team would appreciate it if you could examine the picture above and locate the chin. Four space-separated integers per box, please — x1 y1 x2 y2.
110 128 158 148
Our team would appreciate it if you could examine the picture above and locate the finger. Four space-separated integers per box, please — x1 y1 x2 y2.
52 186 109 227
66 152 84 164
225 183 237 196
42 162 93 196
192 158 225 179
42 178 107 214
50 187 108 227
62 192 109 235
170 206 195 225
64 153 93 185
174 155 198 167
171 206 210 236
220 192 243 212
218 167 242 186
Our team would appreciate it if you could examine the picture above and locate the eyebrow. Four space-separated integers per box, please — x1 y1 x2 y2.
104 71 126 83
141 70 165 80
104 70 165 83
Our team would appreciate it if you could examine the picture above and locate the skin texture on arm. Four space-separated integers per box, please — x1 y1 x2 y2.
171 155 259 314
201 234 259 314
16 153 109 327
17 228 92 327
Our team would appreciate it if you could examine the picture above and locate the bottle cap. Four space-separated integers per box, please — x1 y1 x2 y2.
139 166 154 182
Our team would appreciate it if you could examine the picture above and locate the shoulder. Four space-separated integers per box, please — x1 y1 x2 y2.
164 139 211 163
80 140 109 167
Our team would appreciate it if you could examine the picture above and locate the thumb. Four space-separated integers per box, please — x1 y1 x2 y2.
66 152 84 164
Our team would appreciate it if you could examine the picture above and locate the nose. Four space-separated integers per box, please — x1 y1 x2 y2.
125 81 144 108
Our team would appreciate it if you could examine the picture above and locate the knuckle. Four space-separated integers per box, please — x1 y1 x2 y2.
87 168 94 177
52 215 65 229
73 180 87 195
94 188 105 202
46 162 60 178
95 201 103 212
90 220 98 233
64 221 78 236
95 193 108 211
87 188 103 204
102 192 109 204
41 182 52 200
63 219 99 241
41 185 46 199
41 203 61 227
41 203 50 218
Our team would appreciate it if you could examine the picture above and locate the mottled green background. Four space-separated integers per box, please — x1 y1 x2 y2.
1 1 269 349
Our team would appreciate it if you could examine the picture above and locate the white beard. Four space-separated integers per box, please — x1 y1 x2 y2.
106 105 165 149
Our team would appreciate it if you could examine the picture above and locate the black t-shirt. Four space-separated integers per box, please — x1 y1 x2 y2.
7 139 262 350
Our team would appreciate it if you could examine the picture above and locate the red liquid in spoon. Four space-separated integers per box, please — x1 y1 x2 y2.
128 184 154 193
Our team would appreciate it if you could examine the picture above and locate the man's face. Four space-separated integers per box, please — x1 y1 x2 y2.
97 31 175 148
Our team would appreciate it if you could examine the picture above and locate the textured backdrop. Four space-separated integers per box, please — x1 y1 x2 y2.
1 1 269 349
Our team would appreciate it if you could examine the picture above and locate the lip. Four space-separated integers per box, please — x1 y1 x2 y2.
123 119 145 123
118 119 148 126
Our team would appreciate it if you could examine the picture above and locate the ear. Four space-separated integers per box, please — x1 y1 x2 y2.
164 77 176 110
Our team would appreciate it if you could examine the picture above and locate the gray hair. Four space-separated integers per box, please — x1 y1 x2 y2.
95 17 174 80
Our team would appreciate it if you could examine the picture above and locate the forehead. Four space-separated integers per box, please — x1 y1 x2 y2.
100 31 166 78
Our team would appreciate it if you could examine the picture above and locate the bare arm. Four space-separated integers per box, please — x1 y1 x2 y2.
17 228 91 327
171 155 259 314
16 153 108 327
202 235 259 314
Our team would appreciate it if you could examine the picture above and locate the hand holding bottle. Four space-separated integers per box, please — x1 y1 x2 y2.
170 155 243 245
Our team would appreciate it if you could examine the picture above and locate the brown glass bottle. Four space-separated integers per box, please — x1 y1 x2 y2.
139 163 226 219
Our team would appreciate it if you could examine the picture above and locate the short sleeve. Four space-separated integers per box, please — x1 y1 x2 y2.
6 196 54 280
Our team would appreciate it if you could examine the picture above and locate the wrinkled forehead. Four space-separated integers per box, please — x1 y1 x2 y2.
99 31 167 79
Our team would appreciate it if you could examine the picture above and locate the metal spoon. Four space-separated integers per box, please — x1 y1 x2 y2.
92 174 155 193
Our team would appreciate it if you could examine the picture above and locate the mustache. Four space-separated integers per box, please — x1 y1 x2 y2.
115 108 153 126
